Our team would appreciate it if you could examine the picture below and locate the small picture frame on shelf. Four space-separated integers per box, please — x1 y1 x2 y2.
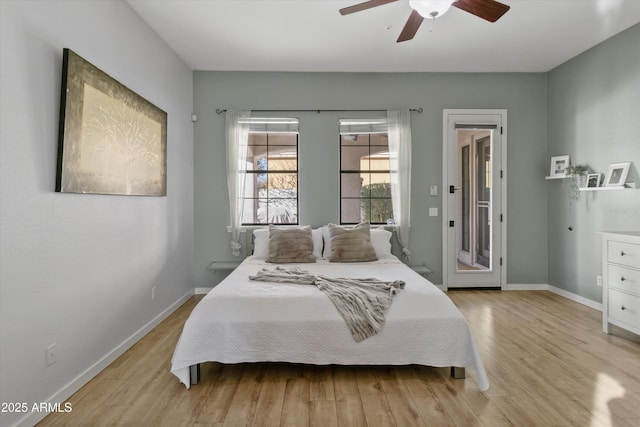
586 173 602 188
550 155 570 177
604 162 630 187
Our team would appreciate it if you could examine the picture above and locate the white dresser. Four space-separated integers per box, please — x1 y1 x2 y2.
601 232 640 336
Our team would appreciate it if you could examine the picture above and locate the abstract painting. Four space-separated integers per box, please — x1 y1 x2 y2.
56 49 167 196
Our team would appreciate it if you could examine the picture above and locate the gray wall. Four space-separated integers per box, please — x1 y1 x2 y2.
0 2 194 426
194 71 548 287
547 23 640 302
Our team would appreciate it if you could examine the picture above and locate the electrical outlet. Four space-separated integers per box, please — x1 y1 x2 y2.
429 185 438 196
151 286 157 300
596 275 603 287
46 343 57 367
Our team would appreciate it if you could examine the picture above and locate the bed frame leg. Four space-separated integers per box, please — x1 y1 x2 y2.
190 364 200 385
450 366 465 379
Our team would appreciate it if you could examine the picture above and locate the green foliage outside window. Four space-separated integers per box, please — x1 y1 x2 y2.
360 182 393 224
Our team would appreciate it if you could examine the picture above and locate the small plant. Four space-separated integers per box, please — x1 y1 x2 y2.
565 165 586 176
564 164 588 202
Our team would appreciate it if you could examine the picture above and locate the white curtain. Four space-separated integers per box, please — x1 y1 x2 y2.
226 110 251 256
387 110 412 262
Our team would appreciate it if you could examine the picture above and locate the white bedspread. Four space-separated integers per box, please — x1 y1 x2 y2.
171 257 489 391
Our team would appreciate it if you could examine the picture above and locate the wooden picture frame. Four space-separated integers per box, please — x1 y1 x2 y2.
604 162 630 187
56 49 167 196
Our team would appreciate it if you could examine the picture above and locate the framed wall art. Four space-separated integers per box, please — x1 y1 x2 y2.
604 162 630 187
585 173 602 188
549 155 570 178
56 48 167 196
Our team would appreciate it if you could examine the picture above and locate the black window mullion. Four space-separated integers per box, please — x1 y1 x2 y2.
242 131 298 225
340 131 391 225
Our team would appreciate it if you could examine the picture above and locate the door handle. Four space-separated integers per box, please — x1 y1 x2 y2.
449 185 463 194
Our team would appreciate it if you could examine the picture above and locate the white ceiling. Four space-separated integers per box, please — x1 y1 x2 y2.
126 0 640 72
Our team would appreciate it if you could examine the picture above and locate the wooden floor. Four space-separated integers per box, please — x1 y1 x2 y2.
39 290 640 427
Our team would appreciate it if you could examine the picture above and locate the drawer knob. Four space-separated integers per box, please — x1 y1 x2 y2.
621 277 626 282
621 251 626 256
621 305 627 311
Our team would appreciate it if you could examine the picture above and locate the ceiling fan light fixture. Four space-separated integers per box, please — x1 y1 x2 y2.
409 0 454 19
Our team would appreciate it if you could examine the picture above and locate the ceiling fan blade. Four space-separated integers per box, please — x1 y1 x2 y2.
397 10 424 42
451 0 510 22
339 0 399 15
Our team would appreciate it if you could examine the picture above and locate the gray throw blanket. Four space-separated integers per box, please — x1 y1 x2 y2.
249 266 405 342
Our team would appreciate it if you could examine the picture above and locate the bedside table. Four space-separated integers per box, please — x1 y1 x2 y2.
207 260 242 272
410 264 432 276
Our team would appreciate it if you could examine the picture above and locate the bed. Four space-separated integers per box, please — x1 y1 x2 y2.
171 224 489 391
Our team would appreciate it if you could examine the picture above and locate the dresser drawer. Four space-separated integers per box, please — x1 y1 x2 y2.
608 241 640 268
608 289 640 330
607 264 640 294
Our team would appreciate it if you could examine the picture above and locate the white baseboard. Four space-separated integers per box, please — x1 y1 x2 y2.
14 289 194 427
547 285 602 311
503 283 550 291
195 287 213 294
505 283 602 312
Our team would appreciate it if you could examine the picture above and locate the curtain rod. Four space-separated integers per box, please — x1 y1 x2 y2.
215 108 423 114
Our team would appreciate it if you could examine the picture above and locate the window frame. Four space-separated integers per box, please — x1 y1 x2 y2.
339 130 393 225
242 131 299 226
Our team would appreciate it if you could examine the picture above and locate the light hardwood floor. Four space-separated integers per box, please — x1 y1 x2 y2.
38 290 640 426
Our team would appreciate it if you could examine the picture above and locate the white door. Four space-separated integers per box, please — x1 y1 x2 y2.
443 110 506 289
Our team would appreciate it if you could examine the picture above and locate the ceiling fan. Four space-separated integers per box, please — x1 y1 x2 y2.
339 0 511 42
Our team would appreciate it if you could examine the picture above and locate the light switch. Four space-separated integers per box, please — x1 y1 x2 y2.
429 185 438 196
429 208 438 217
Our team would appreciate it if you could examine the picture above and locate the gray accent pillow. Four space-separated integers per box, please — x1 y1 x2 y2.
328 222 378 263
266 225 316 263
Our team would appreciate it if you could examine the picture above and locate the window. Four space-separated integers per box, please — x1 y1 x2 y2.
339 119 392 224
241 120 299 225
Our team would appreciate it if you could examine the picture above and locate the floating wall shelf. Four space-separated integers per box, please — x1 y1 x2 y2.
545 175 576 180
579 183 636 191
545 175 635 191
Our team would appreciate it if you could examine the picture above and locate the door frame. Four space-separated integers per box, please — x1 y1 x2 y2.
442 109 507 290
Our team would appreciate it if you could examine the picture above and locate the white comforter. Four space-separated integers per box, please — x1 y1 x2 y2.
171 257 489 391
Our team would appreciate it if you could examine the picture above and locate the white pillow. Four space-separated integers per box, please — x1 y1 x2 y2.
252 228 270 258
323 225 393 259
311 228 324 259
322 226 333 259
370 228 393 259
253 226 323 259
